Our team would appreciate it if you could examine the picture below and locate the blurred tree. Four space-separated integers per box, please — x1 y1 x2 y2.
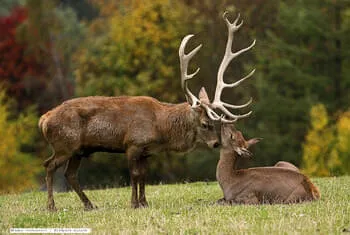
75 0 190 102
0 1 86 113
18 0 86 111
336 110 350 174
0 6 46 112
244 0 350 167
0 88 40 193
59 0 98 21
0 0 25 16
302 104 350 176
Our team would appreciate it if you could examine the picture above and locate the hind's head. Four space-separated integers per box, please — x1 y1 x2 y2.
221 123 261 157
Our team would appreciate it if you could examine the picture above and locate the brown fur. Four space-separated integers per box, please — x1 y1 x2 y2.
216 124 320 205
40 93 219 211
274 161 300 172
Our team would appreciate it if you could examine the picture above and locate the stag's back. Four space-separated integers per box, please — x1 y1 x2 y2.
39 96 166 151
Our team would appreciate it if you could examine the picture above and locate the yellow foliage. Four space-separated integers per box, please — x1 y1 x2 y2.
302 103 350 176
0 89 40 193
337 111 350 153
310 103 328 130
75 0 189 102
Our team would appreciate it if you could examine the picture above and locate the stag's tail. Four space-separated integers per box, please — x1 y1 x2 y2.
38 111 51 141
39 111 55 168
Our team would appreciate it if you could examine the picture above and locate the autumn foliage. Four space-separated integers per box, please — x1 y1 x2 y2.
0 88 40 193
302 104 350 176
0 7 46 111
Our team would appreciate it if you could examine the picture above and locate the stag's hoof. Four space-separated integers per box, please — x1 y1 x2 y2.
47 204 57 212
139 200 149 208
131 201 140 209
84 203 97 211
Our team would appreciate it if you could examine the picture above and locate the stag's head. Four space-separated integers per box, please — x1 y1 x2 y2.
221 123 261 157
179 12 256 149
192 87 220 149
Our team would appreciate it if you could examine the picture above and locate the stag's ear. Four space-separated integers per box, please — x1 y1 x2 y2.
246 138 262 148
198 87 210 104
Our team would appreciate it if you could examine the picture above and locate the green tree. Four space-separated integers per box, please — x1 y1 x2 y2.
244 0 350 167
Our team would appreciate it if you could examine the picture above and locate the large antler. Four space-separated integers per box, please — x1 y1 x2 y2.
178 35 222 121
179 34 202 107
211 12 256 123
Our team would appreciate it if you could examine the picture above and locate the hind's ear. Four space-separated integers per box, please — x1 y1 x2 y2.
198 87 210 104
246 138 262 148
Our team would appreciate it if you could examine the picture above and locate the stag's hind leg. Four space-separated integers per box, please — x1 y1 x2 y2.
138 157 148 207
64 156 95 210
44 153 72 211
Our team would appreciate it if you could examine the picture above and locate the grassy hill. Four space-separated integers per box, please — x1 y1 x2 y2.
0 176 349 234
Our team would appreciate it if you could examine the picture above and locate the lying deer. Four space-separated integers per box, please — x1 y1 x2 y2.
39 12 256 210
216 124 320 205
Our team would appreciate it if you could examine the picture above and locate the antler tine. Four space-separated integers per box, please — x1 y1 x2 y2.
179 34 202 107
210 12 256 122
219 105 252 121
225 68 256 89
202 104 221 121
220 114 237 124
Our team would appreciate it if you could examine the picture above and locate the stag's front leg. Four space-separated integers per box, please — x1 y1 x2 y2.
138 157 148 207
127 146 144 209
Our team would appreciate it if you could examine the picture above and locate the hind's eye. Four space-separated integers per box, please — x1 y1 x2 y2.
201 123 209 129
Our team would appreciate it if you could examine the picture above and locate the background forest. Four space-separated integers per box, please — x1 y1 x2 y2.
0 0 349 193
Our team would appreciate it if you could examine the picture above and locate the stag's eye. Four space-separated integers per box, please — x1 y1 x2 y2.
201 123 209 129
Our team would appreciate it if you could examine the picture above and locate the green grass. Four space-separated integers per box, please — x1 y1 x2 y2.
0 176 349 234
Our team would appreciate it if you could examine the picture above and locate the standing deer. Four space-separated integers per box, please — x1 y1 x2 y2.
216 124 320 205
39 12 256 210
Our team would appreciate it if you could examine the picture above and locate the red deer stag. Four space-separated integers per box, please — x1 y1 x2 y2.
39 12 256 211
216 124 320 205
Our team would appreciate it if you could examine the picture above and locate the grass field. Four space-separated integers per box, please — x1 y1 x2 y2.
0 176 349 234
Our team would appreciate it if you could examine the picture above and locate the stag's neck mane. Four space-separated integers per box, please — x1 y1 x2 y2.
158 102 199 152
